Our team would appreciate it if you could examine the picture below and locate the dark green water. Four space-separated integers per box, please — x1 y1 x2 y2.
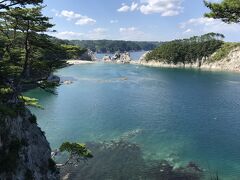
25 63 240 179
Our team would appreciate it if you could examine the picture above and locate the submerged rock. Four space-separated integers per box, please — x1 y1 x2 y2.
59 129 203 180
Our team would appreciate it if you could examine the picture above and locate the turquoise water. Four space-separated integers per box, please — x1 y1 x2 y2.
25 63 240 179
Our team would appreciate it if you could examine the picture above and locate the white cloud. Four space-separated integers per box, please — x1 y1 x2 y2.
59 10 82 20
180 17 240 35
183 28 192 33
75 16 96 25
51 31 84 40
117 0 183 16
140 0 183 16
87 28 108 40
110 20 119 24
120 27 138 33
119 27 147 40
56 10 96 25
118 3 131 12
117 2 138 12
131 2 139 11
50 28 108 40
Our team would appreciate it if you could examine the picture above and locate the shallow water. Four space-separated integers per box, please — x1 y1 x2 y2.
25 63 240 179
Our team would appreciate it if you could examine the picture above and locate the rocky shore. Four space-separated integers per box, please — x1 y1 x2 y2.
139 47 240 72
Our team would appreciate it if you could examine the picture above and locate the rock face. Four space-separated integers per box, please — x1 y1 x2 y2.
0 108 59 180
103 52 132 64
114 52 131 63
80 49 96 61
139 47 240 72
139 51 149 62
102 55 112 62
201 47 240 71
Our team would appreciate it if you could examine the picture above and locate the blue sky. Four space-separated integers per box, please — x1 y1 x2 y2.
43 0 240 42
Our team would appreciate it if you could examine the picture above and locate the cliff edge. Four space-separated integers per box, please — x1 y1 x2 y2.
0 106 59 180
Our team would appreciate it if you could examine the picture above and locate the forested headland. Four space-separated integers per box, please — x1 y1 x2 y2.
143 33 240 71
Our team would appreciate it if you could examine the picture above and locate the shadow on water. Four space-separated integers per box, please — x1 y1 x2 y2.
60 129 203 180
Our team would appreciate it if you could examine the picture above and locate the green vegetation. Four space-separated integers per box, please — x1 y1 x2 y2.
70 40 161 53
61 44 87 59
146 33 224 64
0 0 42 10
19 96 43 109
211 42 240 62
59 142 93 166
0 4 87 117
204 0 240 23
0 1 90 177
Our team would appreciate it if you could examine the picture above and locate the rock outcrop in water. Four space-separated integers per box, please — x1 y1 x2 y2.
0 106 59 179
103 52 132 64
139 47 240 72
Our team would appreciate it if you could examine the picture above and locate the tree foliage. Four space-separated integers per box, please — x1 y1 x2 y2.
204 0 240 23
71 40 161 53
0 0 42 10
59 142 93 166
146 33 224 64
0 4 85 114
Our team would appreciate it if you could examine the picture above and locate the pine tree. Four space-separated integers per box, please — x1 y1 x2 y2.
204 0 240 23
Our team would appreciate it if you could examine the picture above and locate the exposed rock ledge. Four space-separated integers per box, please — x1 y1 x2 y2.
139 47 240 72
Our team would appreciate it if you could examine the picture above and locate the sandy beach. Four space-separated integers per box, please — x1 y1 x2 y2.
66 60 96 65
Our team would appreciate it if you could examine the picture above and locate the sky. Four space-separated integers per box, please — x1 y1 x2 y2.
42 0 240 42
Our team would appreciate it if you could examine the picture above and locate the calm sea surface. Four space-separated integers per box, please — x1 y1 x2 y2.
25 62 240 179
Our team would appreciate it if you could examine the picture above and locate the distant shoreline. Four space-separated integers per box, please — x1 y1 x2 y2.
66 60 96 65
138 60 240 73
66 59 240 73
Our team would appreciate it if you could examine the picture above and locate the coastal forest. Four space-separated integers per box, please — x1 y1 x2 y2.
70 40 161 53
145 33 225 63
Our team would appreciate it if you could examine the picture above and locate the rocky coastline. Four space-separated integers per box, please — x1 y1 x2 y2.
138 47 240 72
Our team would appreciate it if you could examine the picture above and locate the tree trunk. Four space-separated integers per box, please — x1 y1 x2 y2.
22 20 30 79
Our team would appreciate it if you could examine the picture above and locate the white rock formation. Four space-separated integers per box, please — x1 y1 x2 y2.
139 47 240 72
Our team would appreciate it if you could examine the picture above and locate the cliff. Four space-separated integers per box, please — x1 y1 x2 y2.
139 46 240 72
0 107 59 180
